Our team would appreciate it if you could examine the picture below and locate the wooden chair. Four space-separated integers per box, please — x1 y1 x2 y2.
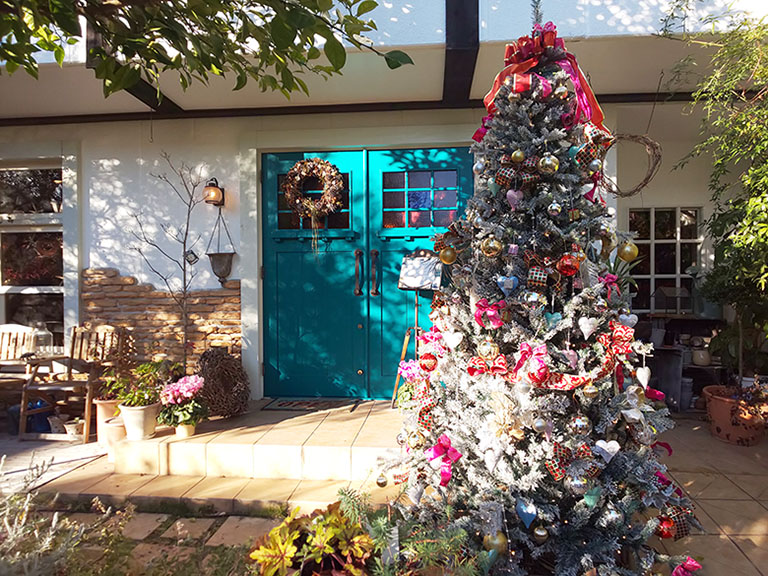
0 324 36 365
18 325 128 443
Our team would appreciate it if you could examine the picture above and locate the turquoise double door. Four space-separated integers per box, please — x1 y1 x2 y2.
262 148 472 399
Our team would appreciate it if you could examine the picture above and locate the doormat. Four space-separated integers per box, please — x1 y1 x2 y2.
263 398 361 412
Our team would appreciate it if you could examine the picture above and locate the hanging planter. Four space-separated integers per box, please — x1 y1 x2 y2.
206 206 236 285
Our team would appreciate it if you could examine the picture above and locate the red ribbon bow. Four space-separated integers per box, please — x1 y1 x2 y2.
467 355 508 377
672 558 702 576
598 274 620 299
596 321 635 378
418 326 446 356
475 298 507 329
472 114 494 143
425 434 462 487
545 442 600 481
513 342 548 375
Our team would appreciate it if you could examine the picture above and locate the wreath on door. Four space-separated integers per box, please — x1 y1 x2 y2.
282 158 344 221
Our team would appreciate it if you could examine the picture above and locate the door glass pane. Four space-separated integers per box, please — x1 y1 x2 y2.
680 209 699 239
433 210 457 227
383 191 404 208
408 171 430 188
434 189 457 208
434 170 457 188
0 168 62 214
383 172 405 189
408 190 430 209
654 244 676 274
383 212 405 228
655 209 676 240
409 212 431 227
680 243 699 272
629 209 651 240
2 232 63 286
632 278 651 310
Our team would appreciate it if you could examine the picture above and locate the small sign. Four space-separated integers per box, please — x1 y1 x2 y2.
398 249 443 291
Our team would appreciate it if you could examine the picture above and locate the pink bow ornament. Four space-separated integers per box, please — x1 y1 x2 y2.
419 327 447 356
425 434 462 487
475 298 507 329
598 274 620 299
513 342 550 384
672 557 702 576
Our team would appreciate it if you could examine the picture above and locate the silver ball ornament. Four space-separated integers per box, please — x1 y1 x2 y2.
582 384 599 400
601 505 624 525
547 201 563 217
553 85 569 100
567 414 593 437
587 158 603 176
564 475 591 495
517 381 532 395
595 298 608 313
533 418 548 433
473 160 486 175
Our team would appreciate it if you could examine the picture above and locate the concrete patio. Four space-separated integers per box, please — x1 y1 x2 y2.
6 407 768 575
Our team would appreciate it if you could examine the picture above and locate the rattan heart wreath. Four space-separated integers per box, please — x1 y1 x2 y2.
282 158 344 221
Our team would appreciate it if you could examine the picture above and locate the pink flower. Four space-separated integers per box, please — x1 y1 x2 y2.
160 375 205 406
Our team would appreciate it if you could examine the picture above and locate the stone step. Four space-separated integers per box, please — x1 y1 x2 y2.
112 401 402 483
36 456 404 515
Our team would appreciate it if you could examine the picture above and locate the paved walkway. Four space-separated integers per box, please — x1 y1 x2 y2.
4 412 768 575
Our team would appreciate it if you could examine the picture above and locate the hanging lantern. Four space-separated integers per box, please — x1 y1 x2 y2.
203 178 225 206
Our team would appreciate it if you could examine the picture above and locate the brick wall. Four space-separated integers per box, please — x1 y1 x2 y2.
81 268 241 368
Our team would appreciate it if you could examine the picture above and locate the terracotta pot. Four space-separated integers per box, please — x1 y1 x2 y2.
94 398 121 447
703 385 764 446
103 416 126 462
119 402 161 441
174 424 196 438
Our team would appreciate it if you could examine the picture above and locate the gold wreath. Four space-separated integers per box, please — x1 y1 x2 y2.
282 158 344 220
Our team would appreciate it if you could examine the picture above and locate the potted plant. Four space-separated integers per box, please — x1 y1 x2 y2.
703 384 765 446
117 361 180 441
157 374 208 437
94 369 128 447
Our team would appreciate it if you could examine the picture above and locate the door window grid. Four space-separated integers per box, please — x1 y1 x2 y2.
276 173 351 230
0 165 64 343
382 170 459 229
628 207 702 314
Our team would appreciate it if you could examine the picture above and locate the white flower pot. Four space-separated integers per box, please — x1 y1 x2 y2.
174 424 196 438
119 402 161 441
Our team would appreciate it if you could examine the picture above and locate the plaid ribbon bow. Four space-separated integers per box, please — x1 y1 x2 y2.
545 442 600 481
467 354 508 377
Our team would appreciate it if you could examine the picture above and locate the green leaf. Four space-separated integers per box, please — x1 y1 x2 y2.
356 0 378 16
271 16 296 50
48 0 81 36
4 59 19 74
323 35 346 69
233 72 248 90
53 44 65 66
317 0 334 11
383 49 413 69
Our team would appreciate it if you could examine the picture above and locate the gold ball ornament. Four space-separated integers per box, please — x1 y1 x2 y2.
481 237 504 258
439 246 457 265
532 526 549 543
510 149 525 164
582 384 600 400
477 338 500 360
376 474 388 488
617 241 640 263
538 153 560 174
407 430 426 450
507 91 521 102
553 85 569 100
483 531 509 555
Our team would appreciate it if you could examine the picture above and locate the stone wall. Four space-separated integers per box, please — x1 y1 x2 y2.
81 268 241 369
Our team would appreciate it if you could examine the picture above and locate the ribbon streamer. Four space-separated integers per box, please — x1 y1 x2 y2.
545 442 600 481
467 355 508 377
425 435 462 487
475 299 507 329
598 274 621 299
596 321 635 379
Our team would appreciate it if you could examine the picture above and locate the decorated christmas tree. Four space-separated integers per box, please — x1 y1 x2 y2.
385 19 701 576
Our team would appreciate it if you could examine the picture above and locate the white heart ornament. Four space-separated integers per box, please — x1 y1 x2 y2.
443 332 464 349
594 440 621 463
636 366 651 388
618 314 638 328
578 317 598 340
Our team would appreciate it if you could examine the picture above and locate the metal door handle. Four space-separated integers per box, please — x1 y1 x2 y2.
370 249 380 296
354 249 363 296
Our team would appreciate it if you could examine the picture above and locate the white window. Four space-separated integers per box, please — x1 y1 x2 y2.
0 161 64 345
628 207 703 314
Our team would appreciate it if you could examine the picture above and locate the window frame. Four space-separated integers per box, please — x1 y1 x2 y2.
0 161 64 331
628 206 703 314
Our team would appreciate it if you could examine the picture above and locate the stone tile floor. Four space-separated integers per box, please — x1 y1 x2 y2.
3 410 768 575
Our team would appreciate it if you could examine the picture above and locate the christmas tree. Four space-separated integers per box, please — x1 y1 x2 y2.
386 20 701 576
